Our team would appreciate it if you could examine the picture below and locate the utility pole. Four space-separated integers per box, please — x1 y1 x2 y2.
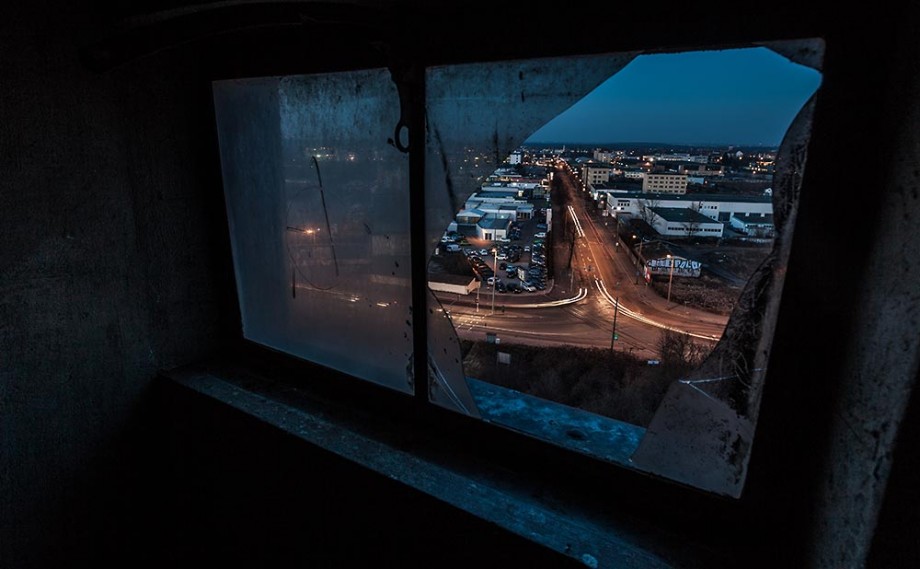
666 254 675 304
476 281 480 313
633 236 644 285
610 296 619 351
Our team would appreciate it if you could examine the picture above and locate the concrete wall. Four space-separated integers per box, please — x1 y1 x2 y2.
0 5 229 566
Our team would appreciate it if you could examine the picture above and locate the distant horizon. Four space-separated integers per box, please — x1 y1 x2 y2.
520 141 780 151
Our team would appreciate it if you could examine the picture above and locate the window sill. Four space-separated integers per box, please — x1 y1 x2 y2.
160 359 737 569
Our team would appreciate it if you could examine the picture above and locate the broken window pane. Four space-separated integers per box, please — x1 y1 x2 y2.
213 69 413 393
425 42 823 496
425 53 637 415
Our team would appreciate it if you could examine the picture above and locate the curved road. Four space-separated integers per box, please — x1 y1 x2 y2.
434 165 732 359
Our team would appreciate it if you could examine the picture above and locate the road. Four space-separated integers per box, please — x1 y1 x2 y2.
434 165 731 359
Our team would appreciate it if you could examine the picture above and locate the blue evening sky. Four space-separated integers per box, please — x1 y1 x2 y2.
526 47 822 147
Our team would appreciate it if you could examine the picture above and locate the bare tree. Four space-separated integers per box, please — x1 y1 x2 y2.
656 329 710 376
676 201 705 239
636 198 659 226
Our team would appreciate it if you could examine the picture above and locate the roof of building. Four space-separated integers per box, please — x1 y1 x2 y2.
428 273 478 286
455 224 479 237
589 187 773 204
732 213 775 224
478 216 512 230
650 207 719 224
476 188 521 198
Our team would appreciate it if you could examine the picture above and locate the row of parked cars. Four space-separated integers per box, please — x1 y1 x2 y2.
479 240 548 294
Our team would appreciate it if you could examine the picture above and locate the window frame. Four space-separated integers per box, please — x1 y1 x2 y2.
95 4 904 559
202 39 825 566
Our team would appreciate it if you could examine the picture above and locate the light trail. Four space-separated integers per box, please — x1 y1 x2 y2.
594 278 720 342
567 205 586 238
506 287 588 308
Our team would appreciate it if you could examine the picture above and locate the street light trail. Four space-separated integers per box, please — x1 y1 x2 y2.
594 278 719 342
567 205 586 238
506 287 588 308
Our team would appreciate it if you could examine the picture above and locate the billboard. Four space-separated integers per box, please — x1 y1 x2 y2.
645 256 701 278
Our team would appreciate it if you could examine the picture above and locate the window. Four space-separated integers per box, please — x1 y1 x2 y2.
213 35 822 528
213 70 415 395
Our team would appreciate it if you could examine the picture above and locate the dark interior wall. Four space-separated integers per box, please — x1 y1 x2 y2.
0 5 227 566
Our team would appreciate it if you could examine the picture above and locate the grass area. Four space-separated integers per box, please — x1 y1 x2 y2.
651 243 772 315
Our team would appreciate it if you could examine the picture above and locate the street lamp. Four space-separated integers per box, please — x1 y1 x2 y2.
305 228 318 242
633 235 644 285
666 254 675 304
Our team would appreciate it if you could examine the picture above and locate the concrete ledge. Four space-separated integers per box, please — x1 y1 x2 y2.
161 363 734 569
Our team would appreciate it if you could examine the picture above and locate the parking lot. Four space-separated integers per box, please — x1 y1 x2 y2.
439 215 551 295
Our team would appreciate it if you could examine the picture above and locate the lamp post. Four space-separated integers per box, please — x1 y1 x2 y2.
491 246 498 315
476 280 480 313
666 254 675 304
633 235 644 285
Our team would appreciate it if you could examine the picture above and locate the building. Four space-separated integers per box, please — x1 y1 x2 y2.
476 215 512 241
678 163 725 176
580 162 614 187
730 212 776 238
428 273 480 296
593 149 619 162
464 193 535 220
456 208 485 224
642 173 689 194
604 190 772 223
648 207 725 238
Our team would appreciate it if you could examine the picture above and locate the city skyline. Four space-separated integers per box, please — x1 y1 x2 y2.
526 46 822 147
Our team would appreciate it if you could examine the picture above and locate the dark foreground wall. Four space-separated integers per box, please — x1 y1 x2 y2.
0 5 228 566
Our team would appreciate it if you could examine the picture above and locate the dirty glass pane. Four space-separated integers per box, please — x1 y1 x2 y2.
424 53 637 416
213 69 413 393
424 42 823 497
